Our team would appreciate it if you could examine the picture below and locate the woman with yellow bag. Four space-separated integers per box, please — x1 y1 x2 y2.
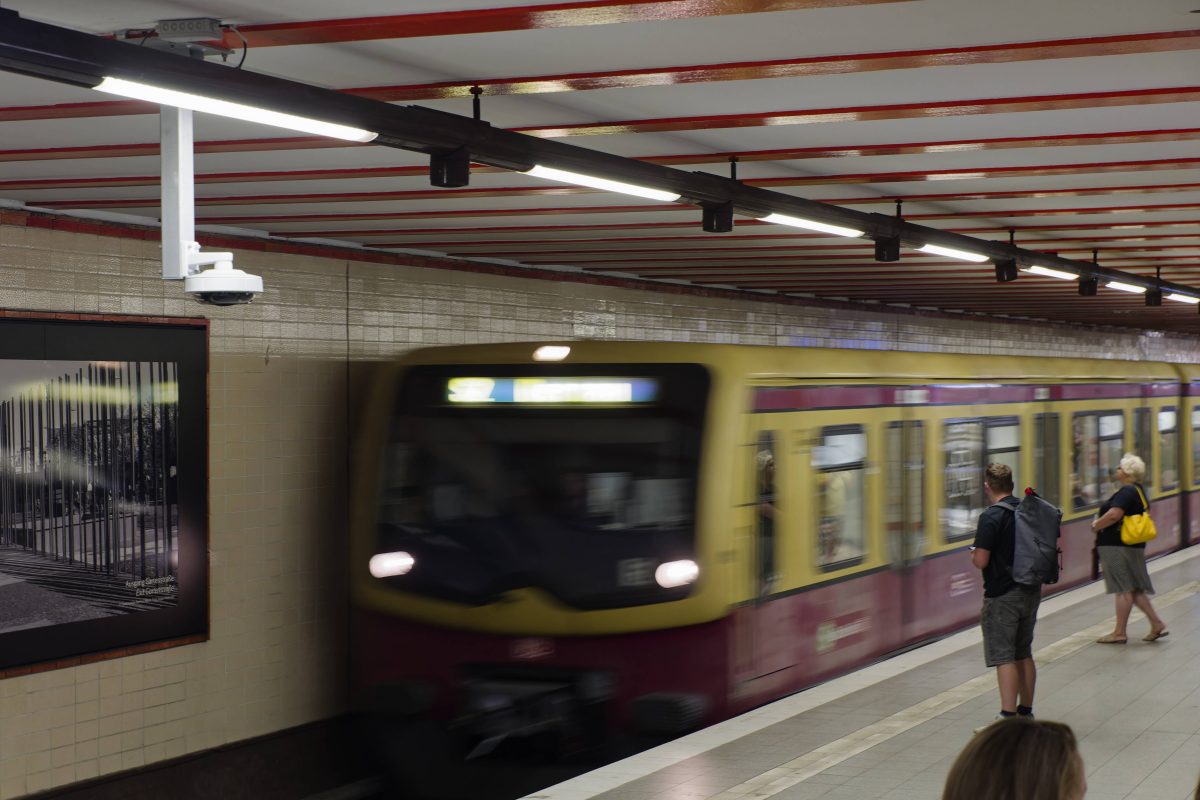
1089 454 1169 644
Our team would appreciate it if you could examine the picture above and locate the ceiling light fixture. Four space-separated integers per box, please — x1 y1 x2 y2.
1106 281 1147 294
1145 288 1163 306
1022 265 1076 281
1078 276 1099 296
522 165 680 202
917 243 989 263
94 77 379 142
1166 292 1200 304
761 213 863 238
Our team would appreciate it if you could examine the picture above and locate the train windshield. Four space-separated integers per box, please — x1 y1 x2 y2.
373 363 709 609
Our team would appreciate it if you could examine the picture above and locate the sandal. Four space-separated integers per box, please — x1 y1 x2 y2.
1143 628 1170 642
1096 634 1127 644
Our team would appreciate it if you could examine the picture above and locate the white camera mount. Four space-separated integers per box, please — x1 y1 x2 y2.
160 105 263 304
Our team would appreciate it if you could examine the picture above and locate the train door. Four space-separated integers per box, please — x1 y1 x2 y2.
731 427 794 688
885 421 925 642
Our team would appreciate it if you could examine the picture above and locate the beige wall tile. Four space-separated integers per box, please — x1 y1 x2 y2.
1 220 1199 799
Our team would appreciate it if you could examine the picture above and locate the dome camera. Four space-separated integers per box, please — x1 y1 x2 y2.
183 254 263 306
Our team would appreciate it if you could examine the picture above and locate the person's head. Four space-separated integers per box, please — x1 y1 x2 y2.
943 718 1086 800
983 463 1014 501
757 450 775 484
1116 453 1145 484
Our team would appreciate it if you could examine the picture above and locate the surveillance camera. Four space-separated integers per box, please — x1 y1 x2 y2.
183 256 263 306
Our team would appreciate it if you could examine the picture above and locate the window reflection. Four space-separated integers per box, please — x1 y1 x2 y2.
1159 407 1178 491
815 427 865 569
942 420 984 540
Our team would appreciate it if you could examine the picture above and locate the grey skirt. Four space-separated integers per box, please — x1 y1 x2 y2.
1098 546 1155 594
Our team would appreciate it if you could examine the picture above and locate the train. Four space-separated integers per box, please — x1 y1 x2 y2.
349 341 1199 757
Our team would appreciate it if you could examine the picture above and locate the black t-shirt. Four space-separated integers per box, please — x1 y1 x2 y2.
1096 483 1148 548
974 495 1019 598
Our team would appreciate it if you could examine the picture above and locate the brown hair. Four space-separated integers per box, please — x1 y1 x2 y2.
984 462 1014 494
942 718 1083 800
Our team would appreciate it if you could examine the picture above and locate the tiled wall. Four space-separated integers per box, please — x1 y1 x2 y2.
0 215 1198 798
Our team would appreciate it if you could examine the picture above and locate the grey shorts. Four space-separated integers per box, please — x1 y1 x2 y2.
981 585 1042 667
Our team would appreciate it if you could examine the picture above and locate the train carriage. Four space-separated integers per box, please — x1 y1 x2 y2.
350 342 1192 750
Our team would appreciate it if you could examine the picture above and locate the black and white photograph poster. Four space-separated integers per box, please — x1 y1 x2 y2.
0 318 208 672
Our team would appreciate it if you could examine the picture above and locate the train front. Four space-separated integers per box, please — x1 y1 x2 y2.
350 345 729 757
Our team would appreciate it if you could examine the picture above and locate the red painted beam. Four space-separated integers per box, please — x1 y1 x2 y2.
190 200 1200 226
200 0 915 48
349 29 1200 101
3 128 1198 171
518 87 1200 138
21 159 1200 208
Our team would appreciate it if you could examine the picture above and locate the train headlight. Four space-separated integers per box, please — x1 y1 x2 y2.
655 559 699 589
369 551 415 578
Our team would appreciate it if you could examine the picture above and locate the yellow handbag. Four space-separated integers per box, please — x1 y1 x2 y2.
1120 485 1157 545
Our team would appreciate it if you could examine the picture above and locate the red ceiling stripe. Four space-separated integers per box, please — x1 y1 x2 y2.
19 159 1200 200
191 199 1200 225
2 128 1198 170
348 30 1200 101
517 87 1200 138
202 0 914 48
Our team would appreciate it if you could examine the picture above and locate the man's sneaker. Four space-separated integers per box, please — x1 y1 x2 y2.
973 715 1009 734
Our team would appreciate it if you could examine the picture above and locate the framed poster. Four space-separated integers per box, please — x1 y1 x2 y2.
0 314 208 672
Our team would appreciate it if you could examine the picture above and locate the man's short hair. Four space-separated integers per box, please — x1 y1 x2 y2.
984 463 1014 493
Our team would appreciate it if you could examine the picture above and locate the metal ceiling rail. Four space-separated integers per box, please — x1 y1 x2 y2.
1 7 1197 301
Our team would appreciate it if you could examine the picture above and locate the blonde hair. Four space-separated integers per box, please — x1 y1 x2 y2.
1118 453 1146 482
942 718 1083 800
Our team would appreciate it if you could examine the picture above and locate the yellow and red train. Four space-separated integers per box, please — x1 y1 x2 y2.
350 342 1198 747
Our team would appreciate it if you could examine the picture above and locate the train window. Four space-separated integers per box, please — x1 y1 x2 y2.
1159 407 1178 491
1133 408 1153 491
814 425 865 570
1193 408 1200 487
1033 413 1060 507
886 421 925 566
986 418 1020 492
1072 411 1122 509
1098 413 1124 502
755 432 777 589
942 419 984 541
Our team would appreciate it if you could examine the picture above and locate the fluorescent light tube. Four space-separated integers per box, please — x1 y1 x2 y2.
1166 293 1200 304
1106 281 1147 294
917 243 989 263
94 77 378 142
523 165 680 202
1021 265 1076 281
760 213 863 238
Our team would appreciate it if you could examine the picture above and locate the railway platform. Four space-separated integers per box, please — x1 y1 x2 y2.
527 547 1200 800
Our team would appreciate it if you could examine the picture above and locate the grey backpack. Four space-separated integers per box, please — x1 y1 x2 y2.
991 489 1063 585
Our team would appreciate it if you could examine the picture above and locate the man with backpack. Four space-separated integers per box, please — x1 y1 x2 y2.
971 463 1060 731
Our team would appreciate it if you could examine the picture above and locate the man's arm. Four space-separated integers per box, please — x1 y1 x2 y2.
972 547 991 570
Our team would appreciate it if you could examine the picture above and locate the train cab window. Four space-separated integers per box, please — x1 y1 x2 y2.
1033 413 1060 507
886 421 925 566
1134 408 1153 491
942 419 984 541
377 364 709 610
986 418 1020 492
814 426 865 570
1159 407 1178 491
1192 408 1200 487
1072 412 1123 509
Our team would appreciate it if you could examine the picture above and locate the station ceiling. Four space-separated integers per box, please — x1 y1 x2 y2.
2 0 1200 333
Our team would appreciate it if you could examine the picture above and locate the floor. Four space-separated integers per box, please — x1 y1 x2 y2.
525 547 1200 800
